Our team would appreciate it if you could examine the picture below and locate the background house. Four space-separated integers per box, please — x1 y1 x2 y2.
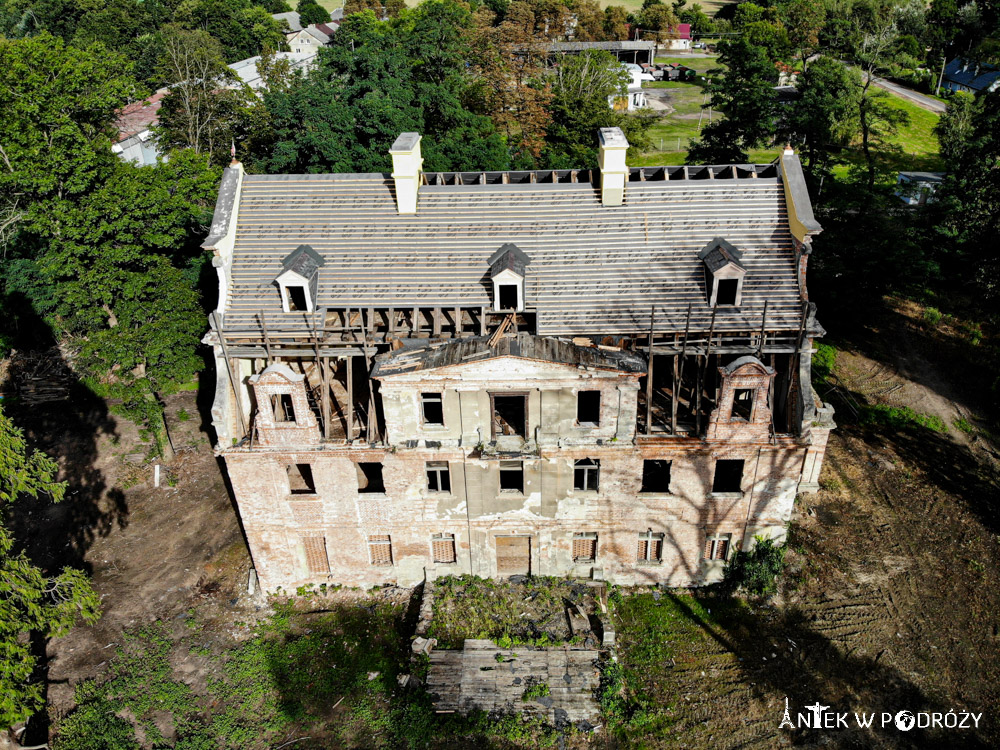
942 58 1000 94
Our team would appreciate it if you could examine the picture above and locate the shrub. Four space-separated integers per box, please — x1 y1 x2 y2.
923 307 943 326
724 536 786 597
811 343 837 385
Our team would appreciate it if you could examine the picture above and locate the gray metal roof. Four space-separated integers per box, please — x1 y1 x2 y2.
373 333 647 378
488 243 531 278
944 57 1000 91
698 237 745 273
280 244 325 279
222 165 805 335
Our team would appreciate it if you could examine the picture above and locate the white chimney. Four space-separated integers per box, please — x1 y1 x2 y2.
390 132 423 215
598 127 629 207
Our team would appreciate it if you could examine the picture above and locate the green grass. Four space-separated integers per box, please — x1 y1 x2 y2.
859 404 948 434
52 597 560 749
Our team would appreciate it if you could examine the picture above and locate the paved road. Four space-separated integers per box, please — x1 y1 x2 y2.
868 75 948 114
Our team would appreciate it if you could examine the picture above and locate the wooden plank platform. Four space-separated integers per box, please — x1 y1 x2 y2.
426 639 602 725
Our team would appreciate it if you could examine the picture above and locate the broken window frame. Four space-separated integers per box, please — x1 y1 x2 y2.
368 535 393 566
271 393 296 423
356 462 386 494
572 532 598 563
576 390 601 427
640 459 672 494
704 533 731 561
636 530 664 564
499 460 524 494
285 284 309 312
490 392 528 440
426 461 451 493
573 458 600 492
712 459 745 494
420 392 445 426
286 462 317 495
731 388 754 421
431 533 457 564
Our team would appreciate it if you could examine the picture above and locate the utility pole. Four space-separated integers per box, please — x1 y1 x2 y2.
936 54 946 97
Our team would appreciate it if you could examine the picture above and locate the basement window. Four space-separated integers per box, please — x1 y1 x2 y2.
368 535 393 566
732 389 754 421
636 530 664 564
357 462 385 494
573 458 600 492
712 459 745 494
499 460 524 493
576 390 601 426
704 533 731 561
640 460 672 493
432 533 457 564
421 392 444 425
271 393 295 423
572 532 598 563
491 394 527 439
286 285 309 312
426 461 451 493
287 463 316 494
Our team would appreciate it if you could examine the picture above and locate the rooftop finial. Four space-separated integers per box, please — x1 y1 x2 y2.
230 140 238 166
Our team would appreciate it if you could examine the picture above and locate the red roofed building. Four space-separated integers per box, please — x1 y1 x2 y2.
112 88 170 166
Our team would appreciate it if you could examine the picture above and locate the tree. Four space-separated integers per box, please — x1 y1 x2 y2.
935 89 1000 301
297 0 331 26
172 0 288 62
258 5 508 173
572 0 606 41
471 12 553 164
603 5 629 40
0 34 137 243
543 50 652 167
934 90 977 163
638 2 679 49
156 25 257 163
687 37 779 164
0 405 100 731
783 0 826 68
789 57 862 174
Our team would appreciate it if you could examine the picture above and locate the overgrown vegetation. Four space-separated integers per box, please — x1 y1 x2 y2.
52 597 560 749
724 536 787 597
427 574 591 648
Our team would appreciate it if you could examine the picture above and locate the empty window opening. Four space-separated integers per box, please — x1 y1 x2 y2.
573 458 600 491
432 533 457 564
715 278 739 306
271 393 295 422
426 461 451 493
704 534 731 561
357 462 385 493
732 389 754 421
573 532 598 563
712 459 745 493
302 535 330 574
498 284 519 310
640 459 672 493
492 394 527 438
499 460 524 493
286 285 308 311
368 535 392 566
287 463 316 494
637 530 664 563
421 392 444 425
577 390 601 425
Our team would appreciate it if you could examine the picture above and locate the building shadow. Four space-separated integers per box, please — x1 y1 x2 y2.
2 297 127 744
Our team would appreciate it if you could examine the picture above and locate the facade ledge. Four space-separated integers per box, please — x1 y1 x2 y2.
710 492 744 500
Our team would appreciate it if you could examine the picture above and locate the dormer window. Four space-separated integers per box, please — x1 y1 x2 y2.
698 238 746 307
275 244 325 313
488 243 530 312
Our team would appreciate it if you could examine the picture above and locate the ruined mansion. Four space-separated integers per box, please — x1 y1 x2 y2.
202 128 834 592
